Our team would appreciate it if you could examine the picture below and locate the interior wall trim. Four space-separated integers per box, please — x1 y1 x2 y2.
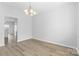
32 37 77 50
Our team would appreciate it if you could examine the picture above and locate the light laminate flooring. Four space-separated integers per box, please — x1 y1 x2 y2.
0 39 78 56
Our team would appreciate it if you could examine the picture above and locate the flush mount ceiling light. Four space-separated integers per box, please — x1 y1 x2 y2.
24 3 37 16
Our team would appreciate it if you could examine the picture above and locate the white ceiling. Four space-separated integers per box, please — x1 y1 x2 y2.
0 2 76 13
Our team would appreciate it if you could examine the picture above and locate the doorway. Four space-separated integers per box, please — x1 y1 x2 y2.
4 16 17 46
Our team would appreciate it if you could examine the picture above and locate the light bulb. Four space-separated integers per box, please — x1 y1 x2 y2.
24 8 37 16
24 9 28 13
30 9 34 13
24 9 29 15
33 11 36 15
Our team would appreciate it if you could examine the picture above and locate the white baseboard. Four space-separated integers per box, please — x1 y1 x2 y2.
32 37 77 49
0 43 4 47
0 37 32 47
17 37 32 42
32 37 79 54
0 40 4 47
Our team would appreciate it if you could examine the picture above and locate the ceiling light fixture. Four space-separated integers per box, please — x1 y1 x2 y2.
24 3 37 16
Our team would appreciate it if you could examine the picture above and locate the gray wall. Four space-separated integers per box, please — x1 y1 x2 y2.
0 3 32 46
77 3 79 49
32 3 77 48
0 2 78 49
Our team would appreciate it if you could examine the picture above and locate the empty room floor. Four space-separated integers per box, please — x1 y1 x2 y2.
0 39 78 56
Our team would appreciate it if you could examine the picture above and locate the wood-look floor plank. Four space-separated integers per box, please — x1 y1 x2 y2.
0 39 78 56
